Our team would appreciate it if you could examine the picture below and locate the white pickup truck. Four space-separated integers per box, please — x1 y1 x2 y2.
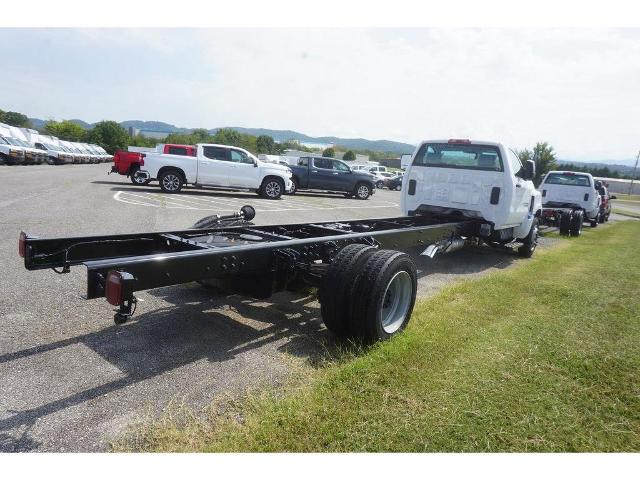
135 143 294 199
539 170 601 234
401 139 542 257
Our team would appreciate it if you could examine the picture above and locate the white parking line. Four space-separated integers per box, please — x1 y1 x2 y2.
113 190 398 212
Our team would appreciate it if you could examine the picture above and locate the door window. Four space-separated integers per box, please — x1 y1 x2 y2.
202 146 228 161
332 160 350 172
313 158 333 170
230 149 254 164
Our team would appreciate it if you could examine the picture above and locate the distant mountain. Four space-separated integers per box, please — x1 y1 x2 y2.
211 127 416 154
29 117 415 154
557 159 637 176
119 120 191 134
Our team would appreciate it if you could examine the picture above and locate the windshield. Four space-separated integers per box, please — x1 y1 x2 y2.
5 137 24 147
543 173 591 187
413 143 503 172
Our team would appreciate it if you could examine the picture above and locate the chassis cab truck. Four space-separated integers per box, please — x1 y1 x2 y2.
19 139 542 344
402 139 542 254
539 171 601 236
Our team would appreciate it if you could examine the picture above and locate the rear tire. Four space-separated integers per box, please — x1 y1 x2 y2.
558 212 571 235
131 170 151 185
376 180 384 189
570 210 584 236
159 170 184 193
289 178 298 195
349 250 417 343
590 215 599 228
319 244 377 338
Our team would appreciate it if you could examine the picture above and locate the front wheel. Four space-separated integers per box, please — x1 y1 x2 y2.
355 183 372 200
159 170 184 193
376 180 384 189
260 178 284 200
517 218 539 258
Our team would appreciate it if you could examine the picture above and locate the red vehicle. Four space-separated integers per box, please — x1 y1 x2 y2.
111 144 196 185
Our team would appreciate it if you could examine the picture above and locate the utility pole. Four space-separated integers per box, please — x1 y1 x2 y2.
630 149 640 195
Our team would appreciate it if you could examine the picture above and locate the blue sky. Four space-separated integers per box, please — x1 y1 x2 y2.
1 28 639 162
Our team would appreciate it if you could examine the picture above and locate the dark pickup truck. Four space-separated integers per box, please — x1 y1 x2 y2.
289 156 376 199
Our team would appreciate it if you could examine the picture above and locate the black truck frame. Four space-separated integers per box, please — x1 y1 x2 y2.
20 206 480 343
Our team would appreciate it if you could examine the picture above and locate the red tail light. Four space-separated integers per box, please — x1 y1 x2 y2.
106 271 124 306
140 153 145 166
448 139 471 144
18 231 27 258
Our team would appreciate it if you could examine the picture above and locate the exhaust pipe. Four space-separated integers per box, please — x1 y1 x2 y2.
421 236 470 258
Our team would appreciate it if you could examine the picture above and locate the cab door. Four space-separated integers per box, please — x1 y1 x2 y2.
330 159 356 192
197 146 232 186
309 158 339 190
228 149 260 188
506 149 531 226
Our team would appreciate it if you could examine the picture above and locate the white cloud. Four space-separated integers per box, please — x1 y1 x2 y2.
1 28 639 162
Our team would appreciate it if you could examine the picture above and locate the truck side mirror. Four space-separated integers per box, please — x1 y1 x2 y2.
523 160 535 181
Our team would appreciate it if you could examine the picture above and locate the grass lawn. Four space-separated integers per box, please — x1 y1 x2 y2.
613 194 640 202
614 209 640 220
119 221 640 452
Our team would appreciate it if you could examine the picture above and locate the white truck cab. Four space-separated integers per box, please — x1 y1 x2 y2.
22 130 74 165
540 171 601 224
402 139 542 247
138 143 294 199
0 123 47 165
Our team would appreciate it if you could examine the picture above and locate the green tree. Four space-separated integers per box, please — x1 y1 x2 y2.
256 135 277 154
517 143 558 186
531 142 558 186
43 120 87 141
86 121 130 154
2 111 32 128
322 147 335 158
129 134 158 148
190 128 211 143
343 150 356 161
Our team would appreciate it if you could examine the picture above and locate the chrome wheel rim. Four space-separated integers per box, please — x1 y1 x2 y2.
133 174 147 184
162 174 180 191
380 271 412 334
357 185 369 198
265 181 281 198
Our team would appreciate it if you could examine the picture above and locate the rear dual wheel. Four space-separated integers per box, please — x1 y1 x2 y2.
320 245 417 343
570 210 584 236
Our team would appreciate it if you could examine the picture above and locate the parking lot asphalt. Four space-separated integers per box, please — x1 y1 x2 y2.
1 164 561 451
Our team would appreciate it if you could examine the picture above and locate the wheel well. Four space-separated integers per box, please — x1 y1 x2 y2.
158 166 186 181
261 175 285 187
356 181 373 189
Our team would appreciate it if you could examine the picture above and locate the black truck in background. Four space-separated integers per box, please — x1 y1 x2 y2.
288 156 377 199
